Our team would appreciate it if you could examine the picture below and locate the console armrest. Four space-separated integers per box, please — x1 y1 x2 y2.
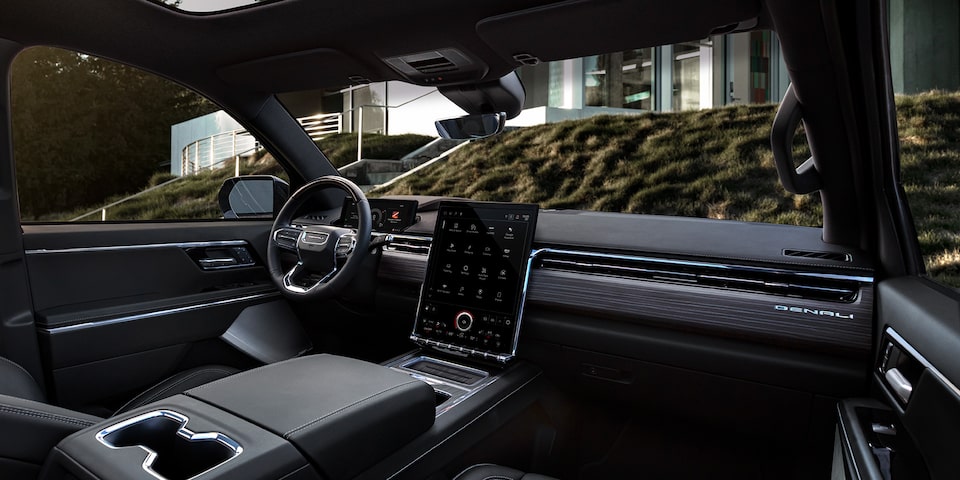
186 354 436 480
0 394 101 474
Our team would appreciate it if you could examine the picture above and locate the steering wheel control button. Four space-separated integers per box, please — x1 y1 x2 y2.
455 311 474 332
302 232 329 245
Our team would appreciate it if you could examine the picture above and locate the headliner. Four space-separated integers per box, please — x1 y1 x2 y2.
0 0 764 95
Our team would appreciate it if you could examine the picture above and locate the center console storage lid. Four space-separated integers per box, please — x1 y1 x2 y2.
186 354 435 480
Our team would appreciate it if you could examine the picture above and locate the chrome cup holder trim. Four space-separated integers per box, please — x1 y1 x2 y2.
95 409 242 480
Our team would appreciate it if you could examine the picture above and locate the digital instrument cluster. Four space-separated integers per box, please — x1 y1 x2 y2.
412 201 539 362
341 198 417 233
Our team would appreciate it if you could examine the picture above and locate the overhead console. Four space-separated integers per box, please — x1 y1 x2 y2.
411 201 539 363
382 48 488 86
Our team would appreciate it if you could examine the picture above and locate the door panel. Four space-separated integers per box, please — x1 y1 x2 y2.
21 221 281 407
866 277 960 478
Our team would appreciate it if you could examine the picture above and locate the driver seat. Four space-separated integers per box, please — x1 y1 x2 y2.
0 356 237 479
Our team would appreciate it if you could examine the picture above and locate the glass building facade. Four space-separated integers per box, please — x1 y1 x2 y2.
515 30 788 118
279 9 959 137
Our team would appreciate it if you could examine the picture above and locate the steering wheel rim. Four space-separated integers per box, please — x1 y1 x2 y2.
267 176 371 300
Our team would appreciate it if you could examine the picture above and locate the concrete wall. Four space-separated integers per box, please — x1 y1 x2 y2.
170 111 246 175
890 0 960 93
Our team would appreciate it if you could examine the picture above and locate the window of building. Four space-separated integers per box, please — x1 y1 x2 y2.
585 48 654 111
672 42 701 111
11 46 273 222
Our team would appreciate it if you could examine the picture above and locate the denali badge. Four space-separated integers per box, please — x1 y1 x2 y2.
774 305 854 319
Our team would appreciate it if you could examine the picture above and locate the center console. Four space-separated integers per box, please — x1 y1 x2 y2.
41 201 546 480
41 355 436 480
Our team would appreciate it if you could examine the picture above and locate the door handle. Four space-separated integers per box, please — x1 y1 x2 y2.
884 367 913 404
198 257 239 267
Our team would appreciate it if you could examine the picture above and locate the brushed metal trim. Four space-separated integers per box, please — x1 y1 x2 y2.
381 244 874 285
41 293 278 334
25 240 249 255
535 248 874 284
885 327 960 399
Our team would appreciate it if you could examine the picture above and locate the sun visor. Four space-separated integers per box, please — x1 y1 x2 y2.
477 0 761 65
218 48 382 92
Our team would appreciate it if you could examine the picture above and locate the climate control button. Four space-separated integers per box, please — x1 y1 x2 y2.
454 311 474 332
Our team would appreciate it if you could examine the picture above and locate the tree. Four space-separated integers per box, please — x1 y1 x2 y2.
11 47 217 218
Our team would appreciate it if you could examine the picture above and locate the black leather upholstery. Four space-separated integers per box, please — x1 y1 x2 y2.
455 464 560 480
113 365 239 415
0 356 238 480
0 356 45 402
0 394 101 480
187 354 436 480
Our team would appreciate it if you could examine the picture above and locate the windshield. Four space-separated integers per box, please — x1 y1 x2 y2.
278 31 823 227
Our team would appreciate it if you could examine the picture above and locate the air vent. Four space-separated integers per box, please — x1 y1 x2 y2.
512 53 540 66
383 48 480 83
407 56 457 74
783 249 852 262
385 235 431 255
536 252 864 303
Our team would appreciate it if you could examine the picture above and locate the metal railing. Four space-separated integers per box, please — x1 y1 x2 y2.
180 112 342 175
71 147 258 222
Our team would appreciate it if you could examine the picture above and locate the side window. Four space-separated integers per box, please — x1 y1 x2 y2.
897 93 960 288
11 46 283 222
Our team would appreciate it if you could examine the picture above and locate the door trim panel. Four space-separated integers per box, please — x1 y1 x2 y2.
41 291 279 334
24 240 250 255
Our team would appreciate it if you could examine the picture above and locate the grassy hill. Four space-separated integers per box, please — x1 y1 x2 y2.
374 92 960 285
375 104 821 226
34 93 960 285
42 133 432 221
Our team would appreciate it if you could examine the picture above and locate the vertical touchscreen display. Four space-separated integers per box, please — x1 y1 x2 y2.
413 201 538 361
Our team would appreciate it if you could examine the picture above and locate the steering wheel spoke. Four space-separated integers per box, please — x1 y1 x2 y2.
282 262 337 294
335 231 358 258
272 226 303 252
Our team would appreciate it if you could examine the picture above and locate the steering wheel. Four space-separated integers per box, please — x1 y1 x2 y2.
267 176 371 300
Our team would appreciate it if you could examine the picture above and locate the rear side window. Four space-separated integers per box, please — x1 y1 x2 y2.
11 46 281 222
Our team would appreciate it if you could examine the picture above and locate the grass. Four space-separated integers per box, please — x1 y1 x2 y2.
28 133 432 221
895 91 960 285
309 133 434 167
26 94 960 286
374 92 960 286
376 105 821 225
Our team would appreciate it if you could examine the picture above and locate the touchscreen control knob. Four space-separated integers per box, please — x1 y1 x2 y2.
454 311 474 332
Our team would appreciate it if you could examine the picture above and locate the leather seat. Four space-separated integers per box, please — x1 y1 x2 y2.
0 356 239 415
455 464 560 480
0 356 238 480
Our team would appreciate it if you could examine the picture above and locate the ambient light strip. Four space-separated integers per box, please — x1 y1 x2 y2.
41 292 278 334
25 240 250 255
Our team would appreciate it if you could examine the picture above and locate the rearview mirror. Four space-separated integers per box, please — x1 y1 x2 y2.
435 112 506 140
218 175 290 218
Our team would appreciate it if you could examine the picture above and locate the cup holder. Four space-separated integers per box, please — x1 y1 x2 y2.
96 410 242 480
434 389 452 406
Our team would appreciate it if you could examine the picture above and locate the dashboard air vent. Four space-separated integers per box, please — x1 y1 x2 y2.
385 235 431 255
783 249 852 262
536 251 866 303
